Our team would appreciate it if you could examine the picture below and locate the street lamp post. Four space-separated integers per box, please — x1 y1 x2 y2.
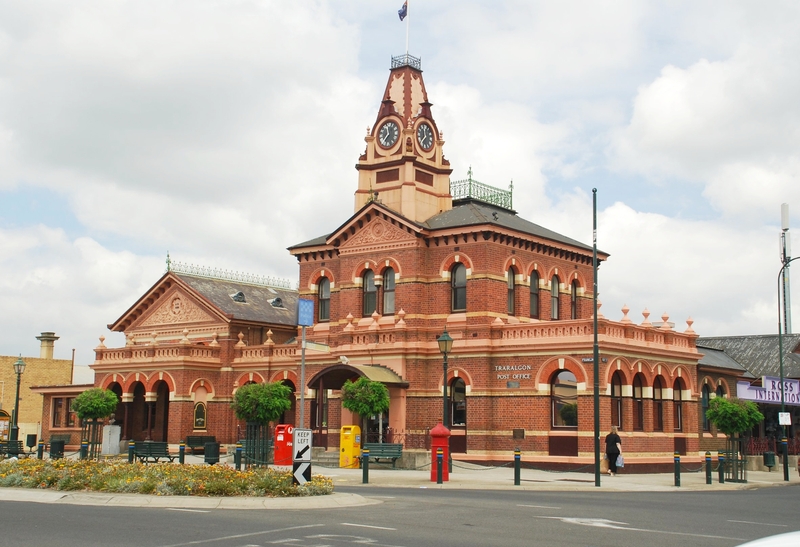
778 256 799 482
437 330 454 428
10 356 26 442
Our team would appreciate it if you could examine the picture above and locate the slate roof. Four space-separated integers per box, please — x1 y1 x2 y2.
177 274 298 327
696 345 754 378
696 334 800 379
289 199 598 254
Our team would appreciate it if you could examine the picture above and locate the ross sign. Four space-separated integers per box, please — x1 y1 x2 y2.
293 461 311 485
293 428 312 462
737 376 800 406
298 299 314 327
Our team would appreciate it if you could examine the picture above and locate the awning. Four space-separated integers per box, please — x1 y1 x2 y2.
307 364 408 389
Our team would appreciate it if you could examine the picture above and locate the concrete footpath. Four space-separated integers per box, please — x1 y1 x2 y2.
1 458 798 510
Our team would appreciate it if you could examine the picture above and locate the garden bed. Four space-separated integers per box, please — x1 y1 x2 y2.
0 459 332 497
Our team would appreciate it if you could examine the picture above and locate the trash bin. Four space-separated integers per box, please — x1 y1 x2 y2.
763 451 776 469
204 442 220 465
50 440 65 459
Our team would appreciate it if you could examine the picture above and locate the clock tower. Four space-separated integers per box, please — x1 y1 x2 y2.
355 55 453 223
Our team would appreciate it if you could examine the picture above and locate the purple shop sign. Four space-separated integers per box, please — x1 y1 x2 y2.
737 376 800 406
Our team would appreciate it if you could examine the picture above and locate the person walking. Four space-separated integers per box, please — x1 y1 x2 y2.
605 426 622 476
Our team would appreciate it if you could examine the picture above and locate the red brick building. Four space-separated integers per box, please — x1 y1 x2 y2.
37 55 747 468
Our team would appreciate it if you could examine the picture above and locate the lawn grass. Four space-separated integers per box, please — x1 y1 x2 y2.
0 458 333 497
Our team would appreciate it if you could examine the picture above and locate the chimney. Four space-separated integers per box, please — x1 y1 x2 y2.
36 331 59 359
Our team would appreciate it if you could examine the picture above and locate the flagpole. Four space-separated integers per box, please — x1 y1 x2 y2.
405 0 409 55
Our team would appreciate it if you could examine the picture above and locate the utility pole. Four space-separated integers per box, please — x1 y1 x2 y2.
780 203 792 334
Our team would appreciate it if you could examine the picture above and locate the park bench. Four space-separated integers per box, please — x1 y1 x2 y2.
185 435 216 455
0 440 27 459
361 443 403 468
133 441 176 464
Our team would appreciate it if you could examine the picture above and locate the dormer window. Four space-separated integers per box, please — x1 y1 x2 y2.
231 291 246 303
270 297 284 308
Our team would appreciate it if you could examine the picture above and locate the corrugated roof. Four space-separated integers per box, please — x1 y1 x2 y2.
696 345 754 378
176 274 298 326
696 334 800 378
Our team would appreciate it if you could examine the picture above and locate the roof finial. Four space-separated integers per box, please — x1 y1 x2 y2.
166 251 171 272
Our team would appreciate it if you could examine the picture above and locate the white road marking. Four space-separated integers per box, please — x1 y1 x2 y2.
728 520 788 527
534 516 745 541
165 508 210 513
157 524 325 547
518 504 561 510
341 523 397 531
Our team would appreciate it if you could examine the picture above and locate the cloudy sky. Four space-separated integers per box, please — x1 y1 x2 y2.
1 1 799 383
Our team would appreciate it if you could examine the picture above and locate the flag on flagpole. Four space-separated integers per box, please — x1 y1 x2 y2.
398 1 408 21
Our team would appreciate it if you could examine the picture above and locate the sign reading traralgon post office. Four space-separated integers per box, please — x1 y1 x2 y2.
292 428 312 485
737 376 800 406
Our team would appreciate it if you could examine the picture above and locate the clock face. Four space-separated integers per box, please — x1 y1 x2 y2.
378 121 399 148
417 122 434 150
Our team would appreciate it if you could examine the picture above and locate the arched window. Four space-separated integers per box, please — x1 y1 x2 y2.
716 384 726 399
570 280 579 319
451 263 467 312
611 371 624 430
507 267 516 315
530 271 540 319
702 384 711 431
363 270 376 316
318 277 330 322
552 370 578 428
653 376 665 431
633 373 645 431
193 402 207 430
450 378 466 427
383 268 395 315
673 378 685 432
551 275 560 320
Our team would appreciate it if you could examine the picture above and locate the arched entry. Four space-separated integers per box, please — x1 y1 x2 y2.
306 364 408 448
279 380 297 425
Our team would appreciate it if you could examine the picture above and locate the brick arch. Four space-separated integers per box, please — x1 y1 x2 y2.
605 357 634 386
630 359 657 385
352 260 380 281
714 378 732 397
536 356 588 388
188 378 216 399
669 365 694 397
309 268 336 290
502 257 524 276
146 371 176 393
121 372 151 395
440 253 475 277
268 369 299 387
374 257 402 279
526 262 545 285
565 269 588 291
545 267 568 289
444 367 474 389
99 372 129 391
233 371 266 391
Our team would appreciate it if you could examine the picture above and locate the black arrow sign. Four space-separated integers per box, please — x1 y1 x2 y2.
295 444 310 460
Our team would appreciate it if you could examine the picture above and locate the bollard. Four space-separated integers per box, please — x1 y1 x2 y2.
362 448 370 484
514 449 521 486
436 447 443 485
782 437 789 482
80 439 89 460
674 452 681 487
718 453 725 484
128 440 135 463
234 442 242 471
37 439 44 460
179 440 186 465
705 451 712 485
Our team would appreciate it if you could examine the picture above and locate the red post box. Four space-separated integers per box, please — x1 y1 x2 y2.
274 424 294 466
430 423 451 482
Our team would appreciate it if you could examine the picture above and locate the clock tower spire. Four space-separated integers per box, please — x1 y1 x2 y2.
355 54 453 223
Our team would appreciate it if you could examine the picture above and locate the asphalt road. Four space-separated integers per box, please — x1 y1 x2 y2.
2 486 798 547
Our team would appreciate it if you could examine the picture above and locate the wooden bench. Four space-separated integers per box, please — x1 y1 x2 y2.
133 441 176 463
361 443 403 468
185 435 216 455
0 440 27 459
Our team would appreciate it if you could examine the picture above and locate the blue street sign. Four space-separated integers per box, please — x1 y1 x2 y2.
298 298 314 326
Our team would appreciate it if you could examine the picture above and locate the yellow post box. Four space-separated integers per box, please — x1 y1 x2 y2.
339 425 361 468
